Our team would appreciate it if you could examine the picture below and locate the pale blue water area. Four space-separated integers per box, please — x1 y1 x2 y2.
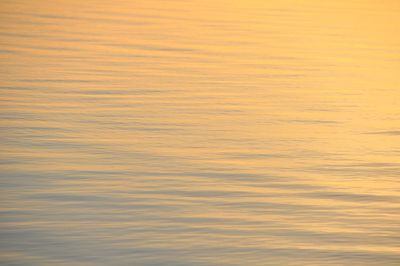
1 0 400 265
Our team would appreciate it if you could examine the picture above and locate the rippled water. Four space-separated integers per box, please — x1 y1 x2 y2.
1 0 400 265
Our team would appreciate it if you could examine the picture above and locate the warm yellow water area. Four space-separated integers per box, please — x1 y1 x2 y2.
1 0 400 265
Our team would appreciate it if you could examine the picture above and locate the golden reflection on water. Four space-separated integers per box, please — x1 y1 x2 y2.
1 0 400 265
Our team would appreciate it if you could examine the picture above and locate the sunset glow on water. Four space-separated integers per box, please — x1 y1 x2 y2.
1 1 400 265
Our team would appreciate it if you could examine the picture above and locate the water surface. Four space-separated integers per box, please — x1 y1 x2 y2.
1 0 400 265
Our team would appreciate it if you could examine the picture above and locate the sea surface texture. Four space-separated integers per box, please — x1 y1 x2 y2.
1 1 400 265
